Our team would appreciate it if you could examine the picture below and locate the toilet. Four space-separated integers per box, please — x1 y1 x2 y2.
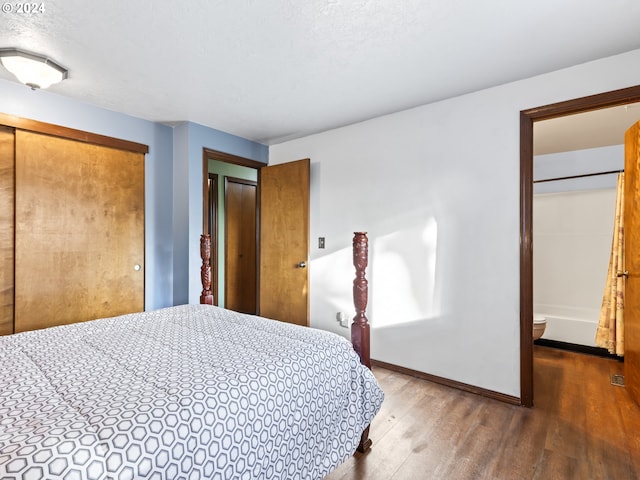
533 314 547 340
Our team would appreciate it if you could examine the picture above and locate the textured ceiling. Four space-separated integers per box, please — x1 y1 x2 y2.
2 0 640 145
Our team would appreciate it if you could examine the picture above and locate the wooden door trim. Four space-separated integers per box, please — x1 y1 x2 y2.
202 148 265 310
520 84 640 407
203 148 266 169
208 173 219 305
256 169 263 312
201 148 265 233
0 112 148 154
225 176 258 188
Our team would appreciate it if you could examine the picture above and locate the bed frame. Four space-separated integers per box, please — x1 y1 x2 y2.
199 231 373 453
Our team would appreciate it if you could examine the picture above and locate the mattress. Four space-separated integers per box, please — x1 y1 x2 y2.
0 304 384 479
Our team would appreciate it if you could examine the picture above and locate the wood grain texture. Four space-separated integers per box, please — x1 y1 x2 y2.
14 130 144 332
199 234 213 305
0 127 14 335
625 121 640 406
0 112 148 154
225 178 257 314
351 232 372 453
352 232 370 369
202 148 264 234
325 347 640 480
520 111 534 407
258 159 309 326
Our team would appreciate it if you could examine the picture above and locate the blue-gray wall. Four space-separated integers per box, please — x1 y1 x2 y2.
0 78 267 309
174 122 267 305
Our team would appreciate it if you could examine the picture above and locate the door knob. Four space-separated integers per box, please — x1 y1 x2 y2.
297 261 307 268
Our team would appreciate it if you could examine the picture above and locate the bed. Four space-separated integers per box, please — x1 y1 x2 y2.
0 233 383 480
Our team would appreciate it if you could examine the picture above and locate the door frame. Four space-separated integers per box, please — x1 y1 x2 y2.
202 148 264 307
520 85 640 407
208 173 219 305
202 148 264 232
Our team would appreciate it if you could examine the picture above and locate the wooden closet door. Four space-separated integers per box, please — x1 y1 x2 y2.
225 177 257 314
0 127 14 335
14 130 145 332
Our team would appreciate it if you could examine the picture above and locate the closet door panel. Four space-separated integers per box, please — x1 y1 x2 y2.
0 127 14 335
15 130 144 332
225 178 257 314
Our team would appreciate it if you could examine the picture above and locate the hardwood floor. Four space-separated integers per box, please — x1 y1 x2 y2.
326 346 640 480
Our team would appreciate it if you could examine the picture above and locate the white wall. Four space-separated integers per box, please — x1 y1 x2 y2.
269 49 640 398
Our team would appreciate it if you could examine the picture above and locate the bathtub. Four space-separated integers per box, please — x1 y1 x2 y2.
534 305 599 347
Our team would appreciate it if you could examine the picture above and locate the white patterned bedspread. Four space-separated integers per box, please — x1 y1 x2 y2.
0 304 383 480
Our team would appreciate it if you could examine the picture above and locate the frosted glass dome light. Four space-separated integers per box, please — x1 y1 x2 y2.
0 48 68 89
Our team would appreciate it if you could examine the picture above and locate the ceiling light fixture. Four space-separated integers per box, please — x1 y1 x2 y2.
0 48 68 90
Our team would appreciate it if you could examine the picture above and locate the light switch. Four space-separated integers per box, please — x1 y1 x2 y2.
318 237 325 249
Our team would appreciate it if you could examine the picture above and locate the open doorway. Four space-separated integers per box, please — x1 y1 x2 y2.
201 149 311 326
533 106 632 349
202 148 263 312
520 85 640 406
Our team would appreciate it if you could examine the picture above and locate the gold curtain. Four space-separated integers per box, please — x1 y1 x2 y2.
596 172 625 356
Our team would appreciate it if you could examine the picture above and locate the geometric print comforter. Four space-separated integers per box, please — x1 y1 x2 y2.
0 304 384 480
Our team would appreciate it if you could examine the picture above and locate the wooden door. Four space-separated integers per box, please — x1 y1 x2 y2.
625 121 640 405
225 177 257 314
0 127 14 335
14 130 145 332
258 159 310 326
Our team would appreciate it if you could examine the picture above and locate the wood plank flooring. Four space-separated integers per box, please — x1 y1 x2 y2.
326 346 640 480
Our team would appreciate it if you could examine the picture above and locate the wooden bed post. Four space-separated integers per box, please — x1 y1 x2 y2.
352 232 372 453
200 234 214 305
352 232 371 368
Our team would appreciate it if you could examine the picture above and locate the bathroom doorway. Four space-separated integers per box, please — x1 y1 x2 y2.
532 111 625 351
520 85 640 406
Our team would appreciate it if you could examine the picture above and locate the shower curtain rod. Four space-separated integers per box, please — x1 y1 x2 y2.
534 169 623 184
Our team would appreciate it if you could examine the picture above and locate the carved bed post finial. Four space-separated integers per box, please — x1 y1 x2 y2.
352 232 371 369
352 232 372 453
200 234 214 305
